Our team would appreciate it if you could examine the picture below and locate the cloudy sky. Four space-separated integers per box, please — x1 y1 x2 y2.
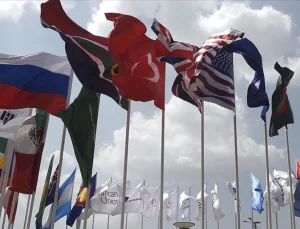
1 0 300 229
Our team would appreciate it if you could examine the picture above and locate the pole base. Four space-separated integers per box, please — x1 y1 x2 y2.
173 222 195 229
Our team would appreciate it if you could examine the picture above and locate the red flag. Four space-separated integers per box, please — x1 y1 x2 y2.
296 160 300 180
105 13 166 110
3 189 18 223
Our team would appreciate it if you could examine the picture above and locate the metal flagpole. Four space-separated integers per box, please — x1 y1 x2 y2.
120 100 131 229
205 182 208 229
275 212 279 229
125 213 128 229
107 215 110 229
235 213 237 229
159 109 165 229
141 188 145 229
285 127 296 229
83 183 91 229
25 192 35 229
92 215 95 229
176 186 179 228
22 195 31 229
1 209 6 229
264 119 272 229
251 208 254 229
50 69 74 229
266 201 269 229
217 220 219 229
201 104 205 229
233 115 241 229
8 192 18 229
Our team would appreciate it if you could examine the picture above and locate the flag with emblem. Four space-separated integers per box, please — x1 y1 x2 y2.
40 0 128 110
9 109 49 194
142 185 160 217
163 187 178 221
179 186 192 220
105 13 166 110
251 173 264 214
0 109 31 140
151 19 203 113
211 183 225 220
66 173 97 226
269 62 294 137
35 155 54 229
194 184 208 220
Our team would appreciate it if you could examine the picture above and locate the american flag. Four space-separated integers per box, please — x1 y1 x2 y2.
151 19 203 114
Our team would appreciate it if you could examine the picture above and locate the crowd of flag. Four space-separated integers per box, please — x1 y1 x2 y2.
0 0 298 228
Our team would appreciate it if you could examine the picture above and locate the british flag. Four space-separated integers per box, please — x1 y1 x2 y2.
152 19 244 112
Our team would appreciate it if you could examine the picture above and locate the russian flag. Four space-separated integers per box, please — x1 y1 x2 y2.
0 52 71 116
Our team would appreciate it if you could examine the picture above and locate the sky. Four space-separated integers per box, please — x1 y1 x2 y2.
1 0 300 229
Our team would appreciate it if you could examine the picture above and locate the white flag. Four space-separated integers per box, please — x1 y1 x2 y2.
211 183 225 220
273 169 298 205
0 108 30 139
142 186 160 217
89 177 113 215
194 184 208 221
179 186 192 220
264 173 282 213
125 181 145 213
163 187 178 221
227 180 241 213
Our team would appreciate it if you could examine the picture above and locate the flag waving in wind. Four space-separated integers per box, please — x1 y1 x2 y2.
269 62 294 137
251 173 264 214
40 0 128 110
211 183 224 220
105 13 166 110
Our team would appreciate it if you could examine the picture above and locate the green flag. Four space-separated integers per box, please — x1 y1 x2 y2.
269 62 294 137
58 87 99 186
35 154 54 228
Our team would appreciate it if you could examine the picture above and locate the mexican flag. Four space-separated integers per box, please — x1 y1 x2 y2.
9 109 49 194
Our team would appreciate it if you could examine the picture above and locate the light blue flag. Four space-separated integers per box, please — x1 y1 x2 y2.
42 168 76 229
251 173 264 214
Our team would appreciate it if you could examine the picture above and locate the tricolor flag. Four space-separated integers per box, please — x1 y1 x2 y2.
0 53 71 116
10 109 49 194
40 0 128 110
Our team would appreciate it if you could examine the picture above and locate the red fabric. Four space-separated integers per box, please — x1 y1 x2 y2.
41 0 108 45
105 13 166 110
0 84 66 116
4 190 18 223
297 160 300 180
9 145 43 194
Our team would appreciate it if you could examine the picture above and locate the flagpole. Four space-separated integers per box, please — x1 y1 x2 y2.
176 186 179 228
275 212 279 229
251 208 254 229
217 220 219 229
83 183 91 229
266 201 269 229
233 115 241 229
201 104 205 229
141 190 145 229
25 192 35 229
8 192 18 229
264 119 272 229
22 195 31 229
159 109 165 229
92 215 95 229
285 126 296 229
50 69 73 229
235 212 237 229
107 215 110 229
205 182 207 229
120 100 131 229
1 208 6 229
125 213 128 229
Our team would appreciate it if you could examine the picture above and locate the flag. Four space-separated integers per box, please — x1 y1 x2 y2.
105 13 166 110
40 0 128 110
226 38 269 121
66 173 97 226
194 184 208 220
294 182 300 217
211 183 225 220
0 137 7 171
297 160 300 180
35 155 54 229
10 109 49 194
251 173 264 214
0 53 71 116
142 186 160 217
59 87 99 187
42 169 76 229
163 187 178 221
45 165 59 207
179 186 192 220
0 109 31 139
263 173 282 212
0 150 15 193
227 180 240 212
3 188 18 223
269 62 294 137
151 19 203 113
